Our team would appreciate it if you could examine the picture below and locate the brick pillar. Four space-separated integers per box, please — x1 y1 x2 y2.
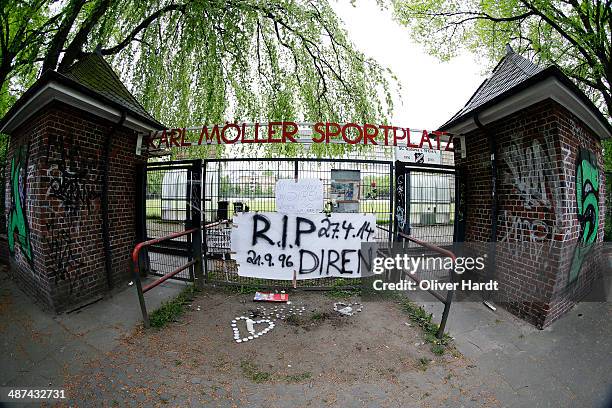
4 101 147 312
455 99 606 328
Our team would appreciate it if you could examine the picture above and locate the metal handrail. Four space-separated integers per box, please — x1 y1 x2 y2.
131 220 231 327
132 227 198 276
132 227 202 328
397 232 457 262
396 231 456 338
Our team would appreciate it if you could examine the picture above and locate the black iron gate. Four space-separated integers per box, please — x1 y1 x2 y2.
202 158 394 287
141 157 459 288
394 162 456 246
606 172 611 241
142 159 201 280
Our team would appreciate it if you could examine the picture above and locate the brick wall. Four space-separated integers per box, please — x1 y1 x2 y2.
4 109 54 308
543 105 605 326
455 99 606 328
4 101 146 312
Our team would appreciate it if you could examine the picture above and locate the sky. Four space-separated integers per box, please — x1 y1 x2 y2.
330 0 486 130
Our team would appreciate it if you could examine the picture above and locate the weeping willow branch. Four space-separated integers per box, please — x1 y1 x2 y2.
1 0 396 160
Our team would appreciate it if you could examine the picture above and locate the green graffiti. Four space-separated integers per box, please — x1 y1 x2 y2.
576 149 599 243
569 148 599 283
7 145 32 261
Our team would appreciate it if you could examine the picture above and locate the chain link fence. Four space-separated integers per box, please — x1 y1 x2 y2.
202 158 393 289
142 157 459 289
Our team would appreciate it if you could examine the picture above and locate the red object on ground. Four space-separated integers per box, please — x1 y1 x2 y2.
253 292 289 302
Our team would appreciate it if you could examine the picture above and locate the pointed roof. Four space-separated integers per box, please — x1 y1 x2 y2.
60 53 159 126
439 46 611 139
0 53 163 134
441 47 545 128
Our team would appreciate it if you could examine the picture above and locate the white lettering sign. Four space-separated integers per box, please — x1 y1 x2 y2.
231 212 377 280
275 179 324 214
396 147 441 164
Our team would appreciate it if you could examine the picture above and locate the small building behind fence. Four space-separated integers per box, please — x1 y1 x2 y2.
0 53 162 312
440 46 610 328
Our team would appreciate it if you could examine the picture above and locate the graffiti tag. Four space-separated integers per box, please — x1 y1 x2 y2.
569 148 599 282
46 134 100 214
7 145 32 261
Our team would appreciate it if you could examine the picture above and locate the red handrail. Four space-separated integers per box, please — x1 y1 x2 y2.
131 220 231 275
132 227 198 275
132 220 231 327
142 260 197 293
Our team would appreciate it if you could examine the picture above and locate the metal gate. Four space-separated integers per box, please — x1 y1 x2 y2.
142 159 201 281
394 162 456 246
202 158 394 288
606 172 611 242
141 157 459 288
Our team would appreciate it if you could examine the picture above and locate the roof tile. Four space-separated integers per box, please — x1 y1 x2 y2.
442 50 545 128
61 53 160 126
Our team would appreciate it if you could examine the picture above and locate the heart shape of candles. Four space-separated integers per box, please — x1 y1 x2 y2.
231 316 274 343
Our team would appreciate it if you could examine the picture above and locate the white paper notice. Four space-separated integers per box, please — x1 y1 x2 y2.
231 212 377 280
275 178 324 214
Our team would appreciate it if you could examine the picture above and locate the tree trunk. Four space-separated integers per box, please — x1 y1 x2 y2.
0 54 13 97
57 0 111 71
41 0 87 73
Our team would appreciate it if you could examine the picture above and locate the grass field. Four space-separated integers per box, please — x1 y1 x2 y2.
146 197 392 223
